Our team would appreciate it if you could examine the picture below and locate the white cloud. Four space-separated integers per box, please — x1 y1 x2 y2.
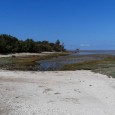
80 44 90 47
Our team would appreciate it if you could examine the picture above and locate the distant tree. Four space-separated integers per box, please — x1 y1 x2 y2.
53 40 65 52
75 48 80 53
55 40 60 46
0 34 66 54
23 39 35 52
0 34 18 53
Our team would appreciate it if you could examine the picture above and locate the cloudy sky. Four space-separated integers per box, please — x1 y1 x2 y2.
0 0 115 50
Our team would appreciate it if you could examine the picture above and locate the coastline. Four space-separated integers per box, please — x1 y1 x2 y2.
0 70 115 115
0 52 56 58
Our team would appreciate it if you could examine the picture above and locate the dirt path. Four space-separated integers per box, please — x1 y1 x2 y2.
0 70 115 115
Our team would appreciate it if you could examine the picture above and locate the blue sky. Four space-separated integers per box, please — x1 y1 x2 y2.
0 0 115 50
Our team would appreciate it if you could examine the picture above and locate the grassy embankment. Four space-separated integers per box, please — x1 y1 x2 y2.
62 56 115 78
0 52 68 71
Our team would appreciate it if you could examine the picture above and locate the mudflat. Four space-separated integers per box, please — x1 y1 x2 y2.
0 70 115 115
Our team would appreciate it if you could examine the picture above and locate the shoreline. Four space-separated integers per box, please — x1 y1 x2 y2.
0 70 115 115
0 53 115 78
0 52 56 58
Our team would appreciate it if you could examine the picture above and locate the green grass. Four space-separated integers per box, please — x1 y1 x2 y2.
62 56 115 78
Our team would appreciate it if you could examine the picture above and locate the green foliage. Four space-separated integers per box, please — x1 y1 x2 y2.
0 34 65 54
0 34 18 53
53 40 65 51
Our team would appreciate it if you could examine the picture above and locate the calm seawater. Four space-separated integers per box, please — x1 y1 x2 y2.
37 50 115 71
74 50 115 55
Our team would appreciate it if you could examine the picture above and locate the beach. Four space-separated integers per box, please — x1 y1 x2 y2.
0 70 115 115
0 52 55 58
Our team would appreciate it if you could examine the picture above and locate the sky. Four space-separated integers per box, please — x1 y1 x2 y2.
0 0 115 50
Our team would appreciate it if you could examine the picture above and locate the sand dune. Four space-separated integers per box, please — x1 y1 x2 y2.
0 70 115 115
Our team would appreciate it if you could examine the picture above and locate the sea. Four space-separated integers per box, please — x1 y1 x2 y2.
73 50 115 55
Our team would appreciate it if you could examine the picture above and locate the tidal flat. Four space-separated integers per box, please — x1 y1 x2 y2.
0 52 115 78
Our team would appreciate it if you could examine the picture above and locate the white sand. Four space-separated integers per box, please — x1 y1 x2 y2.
0 52 55 57
0 70 115 115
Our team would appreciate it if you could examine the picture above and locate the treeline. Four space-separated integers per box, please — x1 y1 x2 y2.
0 34 65 54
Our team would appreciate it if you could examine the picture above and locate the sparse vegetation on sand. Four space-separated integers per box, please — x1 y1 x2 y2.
0 52 68 71
0 52 115 78
62 56 115 78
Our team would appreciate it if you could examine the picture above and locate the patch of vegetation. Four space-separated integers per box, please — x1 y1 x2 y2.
0 34 65 54
0 52 69 71
62 56 115 78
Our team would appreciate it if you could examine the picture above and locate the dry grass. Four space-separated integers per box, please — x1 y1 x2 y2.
62 56 115 78
0 52 68 70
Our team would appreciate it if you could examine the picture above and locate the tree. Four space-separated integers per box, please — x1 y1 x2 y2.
55 40 60 46
0 34 18 53
0 34 66 54
53 40 65 52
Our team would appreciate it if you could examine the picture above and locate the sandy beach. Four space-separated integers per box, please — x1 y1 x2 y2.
0 52 55 58
0 70 115 115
